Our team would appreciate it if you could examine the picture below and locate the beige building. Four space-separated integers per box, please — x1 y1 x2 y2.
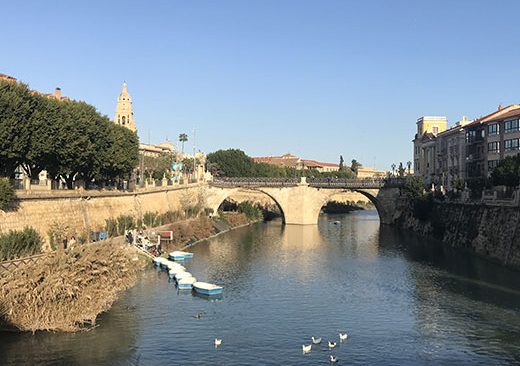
114 82 137 132
356 167 387 179
254 153 339 173
413 116 448 185
0 73 17 83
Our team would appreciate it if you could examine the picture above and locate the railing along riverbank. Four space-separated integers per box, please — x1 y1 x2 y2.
0 253 51 274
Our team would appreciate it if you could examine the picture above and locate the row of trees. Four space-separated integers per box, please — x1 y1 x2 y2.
0 80 138 187
206 149 358 178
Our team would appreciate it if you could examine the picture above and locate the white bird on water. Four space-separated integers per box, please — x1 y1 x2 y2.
328 341 337 349
329 355 338 363
339 332 348 341
214 338 222 347
312 336 322 344
302 344 312 353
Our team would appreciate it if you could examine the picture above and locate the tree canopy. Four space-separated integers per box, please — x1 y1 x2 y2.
0 80 138 186
491 155 520 187
206 149 356 178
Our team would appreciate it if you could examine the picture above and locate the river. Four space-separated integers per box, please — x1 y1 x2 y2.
1 210 520 365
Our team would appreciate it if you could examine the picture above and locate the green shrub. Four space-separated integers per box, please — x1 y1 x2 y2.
0 227 43 261
116 214 135 235
185 206 201 218
105 218 118 237
47 222 70 251
161 210 181 224
404 176 426 199
237 201 262 220
143 211 162 227
0 178 16 211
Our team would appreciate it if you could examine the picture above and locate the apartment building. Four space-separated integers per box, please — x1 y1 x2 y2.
414 105 520 189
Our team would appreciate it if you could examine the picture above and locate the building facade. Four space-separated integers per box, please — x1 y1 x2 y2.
413 116 447 185
413 105 520 189
253 153 339 173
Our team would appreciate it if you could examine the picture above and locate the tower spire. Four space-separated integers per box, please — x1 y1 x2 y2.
114 82 137 133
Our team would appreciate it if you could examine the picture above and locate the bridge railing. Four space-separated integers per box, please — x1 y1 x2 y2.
307 177 407 189
210 177 300 187
210 177 407 189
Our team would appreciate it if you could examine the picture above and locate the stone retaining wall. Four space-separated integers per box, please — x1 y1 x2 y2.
0 184 207 245
397 201 520 268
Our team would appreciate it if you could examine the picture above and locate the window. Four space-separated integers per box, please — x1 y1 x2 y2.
488 160 500 171
465 130 476 143
504 138 519 151
488 124 499 136
122 116 126 125
488 141 500 153
432 126 439 134
504 119 519 133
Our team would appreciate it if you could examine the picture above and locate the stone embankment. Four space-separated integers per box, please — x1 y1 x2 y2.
397 201 520 268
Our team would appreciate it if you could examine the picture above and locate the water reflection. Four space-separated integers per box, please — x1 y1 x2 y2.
1 211 519 365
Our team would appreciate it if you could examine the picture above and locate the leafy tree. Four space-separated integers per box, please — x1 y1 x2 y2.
206 149 256 177
339 155 344 171
0 81 36 177
398 162 406 177
351 159 361 175
0 178 15 210
491 155 520 187
404 176 425 199
0 79 138 186
141 152 176 181
100 123 139 182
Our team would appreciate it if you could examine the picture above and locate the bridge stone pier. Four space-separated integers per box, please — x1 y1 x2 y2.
206 177 406 225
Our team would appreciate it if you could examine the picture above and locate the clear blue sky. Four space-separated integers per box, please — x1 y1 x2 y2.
3 0 520 170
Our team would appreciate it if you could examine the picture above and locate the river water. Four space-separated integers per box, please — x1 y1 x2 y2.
1 211 520 365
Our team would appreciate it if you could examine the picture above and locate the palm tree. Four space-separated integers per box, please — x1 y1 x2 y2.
391 163 396 176
178 133 188 155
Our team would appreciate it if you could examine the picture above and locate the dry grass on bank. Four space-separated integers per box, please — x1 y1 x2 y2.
161 217 215 252
0 242 146 333
220 212 250 227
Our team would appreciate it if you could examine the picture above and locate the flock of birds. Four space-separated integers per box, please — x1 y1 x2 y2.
301 333 348 363
212 332 348 363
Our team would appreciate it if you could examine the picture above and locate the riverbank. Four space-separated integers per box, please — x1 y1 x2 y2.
0 241 147 333
0 213 264 333
396 200 520 269
148 212 259 253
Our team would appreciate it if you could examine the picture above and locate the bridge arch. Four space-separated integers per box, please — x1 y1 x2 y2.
316 188 394 224
206 187 287 223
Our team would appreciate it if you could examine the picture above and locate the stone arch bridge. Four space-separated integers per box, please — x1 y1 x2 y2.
206 177 407 225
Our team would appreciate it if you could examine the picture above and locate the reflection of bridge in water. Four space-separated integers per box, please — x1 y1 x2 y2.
207 177 407 225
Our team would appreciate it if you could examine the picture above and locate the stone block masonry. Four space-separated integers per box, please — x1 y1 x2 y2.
397 201 520 268
0 184 206 246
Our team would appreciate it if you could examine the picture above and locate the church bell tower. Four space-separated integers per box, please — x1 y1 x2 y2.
114 82 137 132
